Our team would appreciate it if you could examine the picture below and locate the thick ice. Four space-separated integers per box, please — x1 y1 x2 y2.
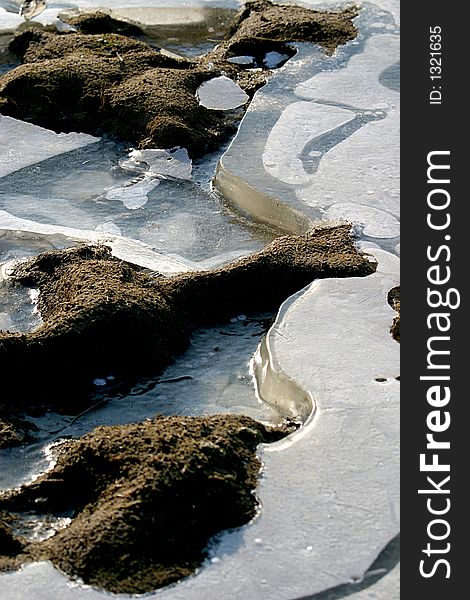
263 50 290 69
263 102 355 185
105 177 161 210
294 34 400 220
120 148 192 180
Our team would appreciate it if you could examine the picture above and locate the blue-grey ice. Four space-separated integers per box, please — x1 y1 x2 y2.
197 75 249 110
120 148 192 180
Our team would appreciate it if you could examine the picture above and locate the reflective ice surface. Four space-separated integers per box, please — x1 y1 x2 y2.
216 4 400 251
0 116 100 179
0 136 272 266
197 75 249 110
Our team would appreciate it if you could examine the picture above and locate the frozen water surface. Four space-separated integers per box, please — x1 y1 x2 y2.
0 116 100 179
0 282 41 332
0 230 73 333
0 313 279 488
0 138 272 266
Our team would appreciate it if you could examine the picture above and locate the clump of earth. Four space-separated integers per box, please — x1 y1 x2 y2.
0 1 357 156
0 414 293 592
0 225 373 418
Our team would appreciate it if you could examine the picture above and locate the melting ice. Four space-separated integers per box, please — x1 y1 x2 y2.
197 75 249 110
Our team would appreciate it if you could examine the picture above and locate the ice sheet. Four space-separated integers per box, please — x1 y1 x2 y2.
197 75 249 110
215 7 400 249
0 116 100 179
0 140 270 265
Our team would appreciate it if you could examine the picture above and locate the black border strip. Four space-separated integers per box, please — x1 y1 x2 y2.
401 1 466 597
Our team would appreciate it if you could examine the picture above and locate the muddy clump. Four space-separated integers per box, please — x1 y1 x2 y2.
388 285 400 342
64 11 145 37
2 29 228 156
224 0 358 56
0 1 357 155
0 225 374 412
0 414 291 593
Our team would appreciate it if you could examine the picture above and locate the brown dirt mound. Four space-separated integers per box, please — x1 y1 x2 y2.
225 0 357 55
0 225 374 412
0 520 25 571
0 2 357 155
2 29 228 156
65 11 145 37
0 414 291 593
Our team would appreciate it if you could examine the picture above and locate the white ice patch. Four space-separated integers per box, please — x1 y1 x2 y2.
107 147 192 209
0 311 14 330
0 210 196 274
295 35 400 110
120 148 192 180
55 18 76 32
0 4 23 30
95 222 122 236
196 76 249 110
0 116 100 178
263 102 355 186
323 202 400 239
216 30 400 250
105 177 160 210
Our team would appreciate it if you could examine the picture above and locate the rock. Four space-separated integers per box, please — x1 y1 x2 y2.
64 10 144 37
0 414 291 593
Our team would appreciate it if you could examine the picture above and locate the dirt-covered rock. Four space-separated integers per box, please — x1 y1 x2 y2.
0 519 25 572
0 414 291 593
64 11 145 37
224 0 357 55
2 28 230 156
0 225 374 410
